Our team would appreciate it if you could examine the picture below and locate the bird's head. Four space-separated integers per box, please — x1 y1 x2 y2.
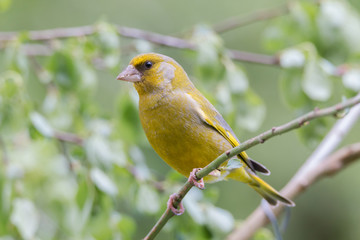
117 53 192 95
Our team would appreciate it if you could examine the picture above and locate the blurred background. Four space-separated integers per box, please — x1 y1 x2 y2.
1 0 360 239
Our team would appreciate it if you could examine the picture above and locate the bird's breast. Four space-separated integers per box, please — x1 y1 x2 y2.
138 92 232 176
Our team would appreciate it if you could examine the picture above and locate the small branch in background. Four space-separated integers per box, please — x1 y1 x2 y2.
227 50 279 65
227 98 360 240
0 135 9 165
0 25 280 66
54 131 84 146
213 4 289 34
57 140 74 172
126 164 165 192
227 143 360 240
144 94 360 240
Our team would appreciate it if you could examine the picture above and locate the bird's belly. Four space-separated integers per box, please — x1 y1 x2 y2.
140 105 232 177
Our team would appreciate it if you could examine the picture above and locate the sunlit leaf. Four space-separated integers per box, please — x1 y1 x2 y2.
4 42 29 76
46 50 80 91
10 198 39 240
205 206 234 233
280 69 308 108
253 228 275 240
30 112 54 138
93 21 121 68
225 159 243 171
234 90 266 132
118 213 136 240
90 168 118 196
342 69 360 91
279 49 305 68
224 60 248 94
193 24 225 82
136 185 160 214
297 110 329 148
302 56 332 101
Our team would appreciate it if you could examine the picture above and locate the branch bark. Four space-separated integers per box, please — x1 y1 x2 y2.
0 25 279 65
227 143 360 240
227 100 360 240
144 93 360 240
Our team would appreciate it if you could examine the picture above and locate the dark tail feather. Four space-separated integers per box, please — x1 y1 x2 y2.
244 157 271 175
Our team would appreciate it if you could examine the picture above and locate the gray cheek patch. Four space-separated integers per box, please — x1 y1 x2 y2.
157 62 176 85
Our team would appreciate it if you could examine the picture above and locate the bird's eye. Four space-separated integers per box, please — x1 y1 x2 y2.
144 61 153 69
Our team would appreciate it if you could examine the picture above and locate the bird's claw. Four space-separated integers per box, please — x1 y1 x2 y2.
188 168 205 189
167 193 184 215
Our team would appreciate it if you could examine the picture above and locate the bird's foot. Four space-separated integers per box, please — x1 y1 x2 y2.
167 193 184 215
188 168 205 189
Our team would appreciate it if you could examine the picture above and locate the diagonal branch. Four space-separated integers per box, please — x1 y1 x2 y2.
227 143 360 240
227 99 360 240
144 93 360 240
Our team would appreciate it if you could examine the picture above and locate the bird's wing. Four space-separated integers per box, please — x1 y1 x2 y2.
187 91 270 175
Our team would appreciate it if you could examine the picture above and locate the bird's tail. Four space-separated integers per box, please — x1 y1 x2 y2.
249 173 295 207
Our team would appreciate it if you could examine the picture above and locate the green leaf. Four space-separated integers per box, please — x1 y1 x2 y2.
297 110 329 148
234 90 266 132
46 50 80 91
136 185 160 214
193 24 225 82
90 168 118 196
225 159 243 170
205 206 234 233
4 42 29 76
342 69 360 91
30 112 54 138
93 21 121 68
253 228 275 240
115 93 143 144
118 213 136 240
279 48 305 68
224 59 248 94
184 189 234 233
280 69 308 108
10 198 39 240
302 56 332 101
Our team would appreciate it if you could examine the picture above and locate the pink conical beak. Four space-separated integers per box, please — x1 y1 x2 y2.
117 65 142 82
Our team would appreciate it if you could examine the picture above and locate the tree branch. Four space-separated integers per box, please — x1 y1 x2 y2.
0 25 279 65
144 93 360 240
54 131 84 145
227 99 360 240
213 4 289 34
227 143 360 240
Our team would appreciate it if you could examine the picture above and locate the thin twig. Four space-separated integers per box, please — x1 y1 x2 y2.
54 131 84 145
58 140 74 172
144 94 360 240
227 98 360 240
213 4 289 34
0 25 280 65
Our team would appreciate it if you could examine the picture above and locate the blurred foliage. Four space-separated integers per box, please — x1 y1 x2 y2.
0 0 359 239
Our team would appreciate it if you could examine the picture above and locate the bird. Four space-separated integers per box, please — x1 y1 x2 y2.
117 53 295 213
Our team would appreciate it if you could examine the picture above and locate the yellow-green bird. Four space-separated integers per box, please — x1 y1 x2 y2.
117 53 294 209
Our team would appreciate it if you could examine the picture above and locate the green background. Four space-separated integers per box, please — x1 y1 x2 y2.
1 0 360 239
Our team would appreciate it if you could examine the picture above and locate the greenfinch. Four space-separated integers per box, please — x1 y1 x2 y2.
117 53 294 207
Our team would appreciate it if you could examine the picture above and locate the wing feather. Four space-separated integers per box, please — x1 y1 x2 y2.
187 91 270 175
